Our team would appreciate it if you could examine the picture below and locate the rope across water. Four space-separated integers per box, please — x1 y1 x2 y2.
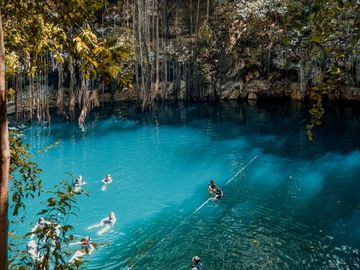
128 152 260 269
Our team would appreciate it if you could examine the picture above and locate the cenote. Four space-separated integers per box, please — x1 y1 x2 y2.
12 101 360 270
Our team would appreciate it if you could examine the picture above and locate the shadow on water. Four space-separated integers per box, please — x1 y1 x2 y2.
93 164 360 269
15 100 360 160
79 108 360 270
99 186 360 269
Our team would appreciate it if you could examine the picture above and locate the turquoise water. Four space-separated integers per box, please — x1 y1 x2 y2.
13 102 360 269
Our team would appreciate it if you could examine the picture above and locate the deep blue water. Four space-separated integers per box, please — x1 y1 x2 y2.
12 101 360 269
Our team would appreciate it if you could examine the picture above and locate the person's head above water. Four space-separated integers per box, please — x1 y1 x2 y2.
192 256 201 264
109 212 115 219
77 175 82 180
38 217 45 225
209 179 216 187
81 236 91 244
27 240 37 249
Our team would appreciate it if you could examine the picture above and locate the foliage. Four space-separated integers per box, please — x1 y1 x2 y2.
10 180 93 269
7 129 93 269
234 0 287 19
76 25 136 86
193 0 286 86
9 127 42 218
1 0 134 96
193 0 359 142
282 0 359 142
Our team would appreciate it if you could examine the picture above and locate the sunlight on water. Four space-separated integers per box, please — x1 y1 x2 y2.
11 102 360 270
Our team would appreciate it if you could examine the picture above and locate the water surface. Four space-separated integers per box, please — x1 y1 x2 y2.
15 101 360 269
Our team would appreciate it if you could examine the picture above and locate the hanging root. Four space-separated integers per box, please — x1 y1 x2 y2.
89 90 100 110
78 90 100 128
78 105 88 129
69 93 76 121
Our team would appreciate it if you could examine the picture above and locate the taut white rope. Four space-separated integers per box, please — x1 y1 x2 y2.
225 153 260 185
129 152 260 268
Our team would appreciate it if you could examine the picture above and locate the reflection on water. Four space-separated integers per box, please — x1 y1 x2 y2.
13 101 360 270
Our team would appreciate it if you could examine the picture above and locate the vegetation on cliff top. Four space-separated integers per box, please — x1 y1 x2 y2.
0 1 359 267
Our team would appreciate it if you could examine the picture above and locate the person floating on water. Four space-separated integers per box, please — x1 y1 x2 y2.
27 240 43 262
191 256 203 270
75 175 86 186
31 217 51 239
46 223 62 249
101 174 112 191
208 179 218 195
208 179 223 200
87 211 116 235
68 236 95 264
212 186 223 201
73 175 86 194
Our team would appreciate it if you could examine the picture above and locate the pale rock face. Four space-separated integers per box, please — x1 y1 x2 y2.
356 56 360 83
227 58 245 78
219 80 243 100
290 89 303 101
342 87 360 102
248 92 258 100
177 80 187 100
244 79 270 93
272 46 288 70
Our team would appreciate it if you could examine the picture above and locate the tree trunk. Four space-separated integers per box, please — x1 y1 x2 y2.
138 0 146 109
196 0 200 32
126 0 129 27
162 0 167 94
29 77 33 122
190 0 193 35
15 69 22 120
131 0 138 92
57 62 64 114
45 56 50 123
69 57 76 121
0 12 10 270
206 0 209 17
155 8 160 98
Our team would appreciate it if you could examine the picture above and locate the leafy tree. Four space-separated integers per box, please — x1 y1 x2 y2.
194 0 286 96
10 180 91 270
9 127 42 219
194 0 359 141
7 127 89 269
283 0 359 141
0 1 133 268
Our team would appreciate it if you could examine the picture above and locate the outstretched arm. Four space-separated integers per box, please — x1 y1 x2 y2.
30 225 38 237
69 241 82 246
88 244 95 254
87 222 103 229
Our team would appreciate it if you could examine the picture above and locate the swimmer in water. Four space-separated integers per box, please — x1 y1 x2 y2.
87 212 116 235
75 175 86 186
69 236 95 264
73 175 86 194
212 186 223 201
101 174 112 191
191 256 203 270
48 223 61 244
27 240 43 262
30 217 51 239
208 179 218 195
102 174 112 184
